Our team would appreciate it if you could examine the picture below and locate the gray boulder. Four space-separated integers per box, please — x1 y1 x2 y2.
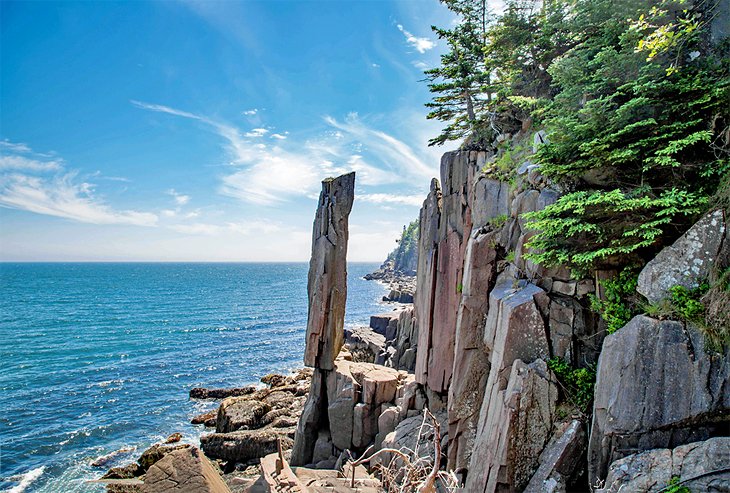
142 446 230 493
638 209 727 303
588 315 730 485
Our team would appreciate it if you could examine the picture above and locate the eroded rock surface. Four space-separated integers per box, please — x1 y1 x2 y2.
588 315 730 485
638 209 727 303
142 446 231 493
598 437 730 493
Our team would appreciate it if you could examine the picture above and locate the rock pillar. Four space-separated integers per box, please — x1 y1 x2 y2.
291 172 355 465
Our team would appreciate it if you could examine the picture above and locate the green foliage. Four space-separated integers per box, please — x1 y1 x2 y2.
524 189 707 271
386 221 419 273
547 357 596 412
505 250 516 263
489 213 508 229
426 0 730 270
669 282 709 322
663 476 691 493
589 267 641 334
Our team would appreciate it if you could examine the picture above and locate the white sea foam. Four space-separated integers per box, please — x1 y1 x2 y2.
5 466 45 493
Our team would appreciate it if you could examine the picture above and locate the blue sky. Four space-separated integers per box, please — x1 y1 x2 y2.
0 0 460 261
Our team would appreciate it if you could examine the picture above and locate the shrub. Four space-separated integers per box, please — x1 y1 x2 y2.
589 267 641 334
547 357 596 413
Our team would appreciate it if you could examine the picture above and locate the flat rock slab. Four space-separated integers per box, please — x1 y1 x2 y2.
200 428 295 463
142 446 230 493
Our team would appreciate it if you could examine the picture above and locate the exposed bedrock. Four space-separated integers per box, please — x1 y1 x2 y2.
588 315 730 486
141 446 231 493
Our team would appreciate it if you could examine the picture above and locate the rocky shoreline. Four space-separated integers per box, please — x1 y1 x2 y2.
96 151 730 492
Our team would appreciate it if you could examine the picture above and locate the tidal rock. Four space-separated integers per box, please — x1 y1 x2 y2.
638 209 727 303
164 433 182 444
200 428 295 463
303 172 356 371
448 228 499 473
466 359 558 493
138 444 192 472
598 437 730 493
524 420 586 493
142 446 230 493
189 387 256 400
216 398 271 433
588 315 730 485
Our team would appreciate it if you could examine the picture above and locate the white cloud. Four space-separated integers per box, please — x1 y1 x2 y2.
132 101 435 207
168 219 282 236
0 142 158 226
359 193 424 207
0 155 63 172
397 24 436 53
412 61 430 70
244 128 268 138
243 109 258 116
167 189 190 206
169 222 221 235
324 113 434 180
0 172 158 226
0 140 32 153
372 63 381 68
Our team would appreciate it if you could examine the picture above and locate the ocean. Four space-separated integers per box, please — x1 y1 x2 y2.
0 262 386 492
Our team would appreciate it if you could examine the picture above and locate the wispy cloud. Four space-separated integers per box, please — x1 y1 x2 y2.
0 141 158 226
132 101 433 206
244 128 268 138
169 219 282 236
0 172 158 226
243 108 258 116
359 193 424 207
396 24 435 53
0 155 63 172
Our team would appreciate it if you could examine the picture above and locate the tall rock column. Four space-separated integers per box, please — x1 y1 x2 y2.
291 172 355 465
415 152 476 395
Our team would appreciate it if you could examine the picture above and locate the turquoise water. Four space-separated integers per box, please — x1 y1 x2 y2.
0 262 385 492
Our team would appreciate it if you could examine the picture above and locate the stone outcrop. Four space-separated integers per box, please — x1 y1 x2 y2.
414 178 442 389
524 420 586 493
447 228 500 473
200 428 295 464
588 315 730 485
598 437 730 493
303 172 355 370
292 173 356 466
637 209 727 303
142 446 231 493
466 359 558 493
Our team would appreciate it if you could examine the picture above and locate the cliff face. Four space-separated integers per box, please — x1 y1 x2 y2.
406 137 729 490
287 136 729 491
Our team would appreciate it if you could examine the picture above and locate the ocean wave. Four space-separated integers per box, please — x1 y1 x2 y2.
4 466 45 493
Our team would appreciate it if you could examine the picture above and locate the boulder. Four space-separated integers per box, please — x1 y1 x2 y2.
524 420 586 493
142 446 230 493
598 437 730 493
138 444 192 472
466 359 558 493
638 209 727 303
216 398 270 433
369 312 401 339
588 315 730 485
344 325 383 362
303 172 356 371
200 428 295 463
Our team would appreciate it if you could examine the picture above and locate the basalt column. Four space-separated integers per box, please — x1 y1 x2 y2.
291 172 355 466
